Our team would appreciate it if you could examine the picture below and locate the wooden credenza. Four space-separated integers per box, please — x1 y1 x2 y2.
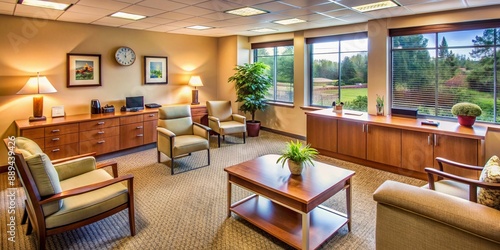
306 109 488 180
15 105 208 160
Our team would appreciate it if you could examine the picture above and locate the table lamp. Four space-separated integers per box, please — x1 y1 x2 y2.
17 72 57 122
189 75 203 105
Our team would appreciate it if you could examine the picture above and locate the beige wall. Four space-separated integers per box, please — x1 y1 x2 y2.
0 14 218 165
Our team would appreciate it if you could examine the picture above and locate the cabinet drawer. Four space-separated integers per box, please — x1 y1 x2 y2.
45 133 79 147
120 115 143 125
45 123 79 136
143 112 158 121
120 122 144 149
80 118 119 131
191 106 207 116
80 127 119 141
21 128 45 139
45 143 79 160
80 136 119 155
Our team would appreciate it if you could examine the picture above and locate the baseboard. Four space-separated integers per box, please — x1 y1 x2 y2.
261 127 305 141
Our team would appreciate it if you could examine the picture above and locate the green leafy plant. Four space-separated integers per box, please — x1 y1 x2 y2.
376 94 384 107
451 102 482 117
276 140 319 167
228 62 273 122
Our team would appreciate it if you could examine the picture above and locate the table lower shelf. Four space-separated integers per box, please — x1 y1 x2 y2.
231 195 348 249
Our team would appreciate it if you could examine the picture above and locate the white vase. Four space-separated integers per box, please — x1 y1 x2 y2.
288 160 305 175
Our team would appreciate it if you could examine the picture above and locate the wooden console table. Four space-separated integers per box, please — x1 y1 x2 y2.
15 105 207 160
306 109 488 180
225 154 355 250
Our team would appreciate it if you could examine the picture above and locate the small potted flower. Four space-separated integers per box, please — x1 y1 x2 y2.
451 102 482 127
376 94 384 116
276 140 319 175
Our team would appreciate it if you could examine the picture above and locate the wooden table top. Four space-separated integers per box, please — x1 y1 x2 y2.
224 154 355 204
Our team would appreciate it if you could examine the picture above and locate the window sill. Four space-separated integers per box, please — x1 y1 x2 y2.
300 106 324 111
266 101 294 108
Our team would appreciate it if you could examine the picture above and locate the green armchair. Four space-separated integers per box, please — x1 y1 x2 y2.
6 137 135 250
206 100 246 147
157 105 211 174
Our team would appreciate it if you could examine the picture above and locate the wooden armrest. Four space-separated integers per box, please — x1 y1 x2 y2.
435 157 483 171
40 174 134 204
51 153 96 164
157 127 175 138
96 161 118 177
193 122 211 131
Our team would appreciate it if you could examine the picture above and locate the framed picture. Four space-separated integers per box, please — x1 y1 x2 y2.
144 56 168 84
67 53 101 87
51 105 65 118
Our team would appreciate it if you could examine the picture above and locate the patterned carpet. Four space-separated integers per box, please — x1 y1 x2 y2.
0 131 425 249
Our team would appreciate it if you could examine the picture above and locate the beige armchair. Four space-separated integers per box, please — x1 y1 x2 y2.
206 100 246 147
6 137 135 250
157 105 211 174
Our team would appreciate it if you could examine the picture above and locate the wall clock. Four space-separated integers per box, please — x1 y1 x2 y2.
115 46 136 66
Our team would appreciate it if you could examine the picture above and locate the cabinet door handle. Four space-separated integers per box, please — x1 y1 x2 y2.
52 138 60 141
51 148 60 152
149 114 155 117
366 124 369 133
427 135 431 145
51 129 60 133
97 131 105 134
97 140 105 144
362 124 365 133
434 134 438 146
136 126 143 129
97 121 105 125
137 134 144 137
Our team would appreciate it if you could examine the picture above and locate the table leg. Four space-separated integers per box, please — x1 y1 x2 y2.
227 177 232 218
302 212 310 250
346 178 352 232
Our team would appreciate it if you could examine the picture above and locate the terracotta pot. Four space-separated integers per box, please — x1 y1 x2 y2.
457 115 476 127
246 121 261 137
288 160 305 175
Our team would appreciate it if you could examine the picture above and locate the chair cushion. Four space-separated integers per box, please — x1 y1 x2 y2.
478 155 500 210
207 101 232 122
173 135 209 156
45 169 128 229
25 153 63 216
220 121 246 135
15 137 43 157
422 180 470 201
158 105 193 136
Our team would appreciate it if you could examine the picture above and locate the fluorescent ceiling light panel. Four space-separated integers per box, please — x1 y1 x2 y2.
249 28 278 33
224 7 268 17
352 1 398 12
186 25 213 30
111 12 146 21
273 18 306 25
18 0 71 10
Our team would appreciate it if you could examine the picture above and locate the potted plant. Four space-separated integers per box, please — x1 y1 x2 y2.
276 140 319 175
451 102 482 127
376 94 384 116
228 62 272 137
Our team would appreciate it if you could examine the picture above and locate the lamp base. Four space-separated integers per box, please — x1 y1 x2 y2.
191 89 200 105
29 116 47 122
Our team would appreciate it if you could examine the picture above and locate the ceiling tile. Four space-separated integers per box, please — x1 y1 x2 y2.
307 2 346 13
0 2 14 13
322 8 364 18
121 21 160 29
254 1 299 12
77 0 131 11
404 0 468 14
146 24 180 32
279 0 333 8
277 7 314 16
173 5 214 16
155 11 193 20
195 0 243 12
330 0 381 8
171 0 208 5
183 16 216 25
57 12 102 23
224 0 272 6
138 0 188 12
0 0 16 3
116 0 142 3
201 11 238 21
92 16 135 27
120 5 168 16
142 16 176 24
14 5 63 20
67 5 115 16
466 0 500 7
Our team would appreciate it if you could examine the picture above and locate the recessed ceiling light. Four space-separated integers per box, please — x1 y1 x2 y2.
186 25 214 30
18 0 71 11
249 28 278 33
352 1 399 12
224 7 268 17
111 12 146 21
273 18 306 25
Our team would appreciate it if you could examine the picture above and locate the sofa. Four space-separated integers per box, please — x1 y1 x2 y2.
373 180 500 250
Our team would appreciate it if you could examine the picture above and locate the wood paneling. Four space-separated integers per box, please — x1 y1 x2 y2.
367 125 401 167
307 115 337 153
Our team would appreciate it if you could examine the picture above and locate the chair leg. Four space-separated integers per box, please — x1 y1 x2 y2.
38 229 46 250
207 149 210 165
21 205 28 225
26 218 33 235
217 134 221 148
157 151 161 163
243 132 246 144
171 158 174 175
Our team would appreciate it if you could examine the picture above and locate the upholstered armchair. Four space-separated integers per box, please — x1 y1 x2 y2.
6 137 135 250
206 100 246 147
157 105 211 174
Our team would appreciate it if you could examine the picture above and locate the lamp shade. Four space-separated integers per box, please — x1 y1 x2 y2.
188 76 203 87
17 73 57 95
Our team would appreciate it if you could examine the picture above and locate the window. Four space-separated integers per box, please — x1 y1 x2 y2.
391 20 500 123
307 33 368 111
253 41 294 103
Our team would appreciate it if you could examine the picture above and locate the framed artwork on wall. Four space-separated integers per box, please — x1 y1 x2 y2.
67 53 102 87
144 56 168 84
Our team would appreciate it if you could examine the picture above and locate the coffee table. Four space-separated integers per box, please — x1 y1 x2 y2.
224 154 355 250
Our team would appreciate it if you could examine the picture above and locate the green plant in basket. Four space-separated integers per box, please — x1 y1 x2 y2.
276 140 319 167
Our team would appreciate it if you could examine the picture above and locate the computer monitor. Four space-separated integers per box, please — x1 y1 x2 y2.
125 96 144 110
